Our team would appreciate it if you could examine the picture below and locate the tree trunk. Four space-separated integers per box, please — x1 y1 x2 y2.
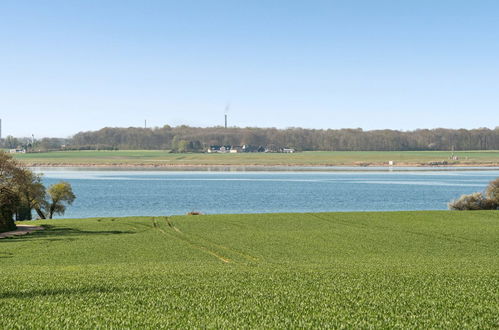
16 203 32 221
49 203 55 219
0 208 16 232
34 207 46 220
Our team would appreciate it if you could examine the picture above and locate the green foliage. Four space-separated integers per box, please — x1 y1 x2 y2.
5 126 499 151
0 151 27 231
1 211 498 328
68 126 499 151
0 151 76 225
170 136 203 153
43 181 76 219
13 169 46 221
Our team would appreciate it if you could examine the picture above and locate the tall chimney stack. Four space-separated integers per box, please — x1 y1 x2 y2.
225 114 227 129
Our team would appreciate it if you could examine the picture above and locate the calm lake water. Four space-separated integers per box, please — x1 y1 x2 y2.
34 167 499 218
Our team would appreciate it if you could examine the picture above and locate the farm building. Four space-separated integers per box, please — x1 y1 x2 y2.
9 149 26 154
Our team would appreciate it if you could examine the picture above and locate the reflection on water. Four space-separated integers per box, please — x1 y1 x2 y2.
32 167 499 218
32 166 499 173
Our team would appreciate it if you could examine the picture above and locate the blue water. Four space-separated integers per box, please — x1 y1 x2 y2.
35 167 499 218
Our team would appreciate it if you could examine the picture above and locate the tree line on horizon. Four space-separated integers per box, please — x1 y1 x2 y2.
2 126 499 152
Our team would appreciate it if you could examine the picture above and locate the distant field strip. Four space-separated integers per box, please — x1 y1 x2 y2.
13 150 499 166
1 211 498 328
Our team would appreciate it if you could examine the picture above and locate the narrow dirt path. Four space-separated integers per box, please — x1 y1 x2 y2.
0 225 44 239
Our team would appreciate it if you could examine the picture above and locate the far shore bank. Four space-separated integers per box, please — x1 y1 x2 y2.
24 162 499 168
14 150 499 169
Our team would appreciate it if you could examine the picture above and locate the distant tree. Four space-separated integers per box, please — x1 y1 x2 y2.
0 152 24 231
4 135 20 149
35 137 69 151
170 137 203 153
0 152 77 228
177 140 189 153
0 187 19 232
67 126 499 152
37 181 76 219
14 170 46 220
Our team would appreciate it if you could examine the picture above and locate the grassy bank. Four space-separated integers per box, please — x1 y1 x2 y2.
12 149 499 167
1 211 498 328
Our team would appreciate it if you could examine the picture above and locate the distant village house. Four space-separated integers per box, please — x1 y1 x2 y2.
207 145 295 153
207 145 232 153
9 148 26 154
230 146 242 153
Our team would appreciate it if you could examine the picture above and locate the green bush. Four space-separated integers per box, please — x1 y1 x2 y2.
449 178 499 210
449 193 494 210
485 178 499 204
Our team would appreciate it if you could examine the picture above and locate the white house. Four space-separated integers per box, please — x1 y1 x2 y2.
9 149 26 154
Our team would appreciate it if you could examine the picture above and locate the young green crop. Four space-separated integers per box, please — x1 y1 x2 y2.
1 211 498 328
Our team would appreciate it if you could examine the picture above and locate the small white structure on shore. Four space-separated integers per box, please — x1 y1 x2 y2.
230 146 242 153
388 160 394 166
9 149 26 154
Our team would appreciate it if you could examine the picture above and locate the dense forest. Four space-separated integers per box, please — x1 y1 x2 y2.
2 126 499 152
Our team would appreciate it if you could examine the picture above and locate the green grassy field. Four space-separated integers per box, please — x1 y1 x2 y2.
12 149 499 166
1 211 498 328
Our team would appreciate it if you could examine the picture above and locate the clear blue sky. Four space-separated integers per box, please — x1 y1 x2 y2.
1 0 498 137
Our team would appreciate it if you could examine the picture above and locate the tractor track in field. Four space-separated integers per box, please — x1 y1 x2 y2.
152 217 231 264
164 217 260 263
308 213 495 249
